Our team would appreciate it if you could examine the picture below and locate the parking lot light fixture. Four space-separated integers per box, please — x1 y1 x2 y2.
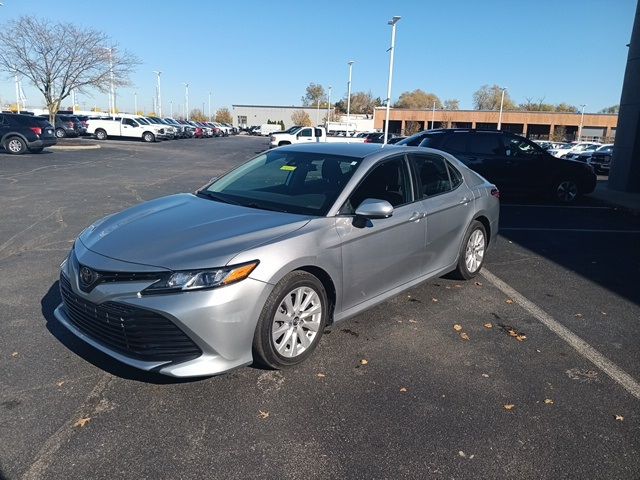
134 92 137 114
384 16 401 145
183 83 189 120
346 61 354 137
431 101 436 129
578 104 587 140
100 47 115 119
327 85 332 127
497 87 507 130
208 91 212 121
154 71 162 117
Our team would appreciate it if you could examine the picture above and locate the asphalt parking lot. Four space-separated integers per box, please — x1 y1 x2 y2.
1 137 639 480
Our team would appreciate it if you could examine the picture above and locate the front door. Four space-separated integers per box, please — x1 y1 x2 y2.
337 156 427 311
297 128 316 143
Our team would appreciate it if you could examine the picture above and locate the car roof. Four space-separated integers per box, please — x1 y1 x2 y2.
276 142 393 158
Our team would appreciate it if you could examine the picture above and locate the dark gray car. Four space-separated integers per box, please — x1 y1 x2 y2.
55 143 499 377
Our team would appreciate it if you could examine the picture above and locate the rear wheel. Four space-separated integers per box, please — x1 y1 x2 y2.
142 132 155 143
451 220 487 280
95 129 107 140
55 128 66 138
4 136 27 155
553 179 579 203
252 271 327 369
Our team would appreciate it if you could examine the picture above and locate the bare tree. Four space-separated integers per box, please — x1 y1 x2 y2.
443 99 460 110
190 109 208 122
395 89 442 109
472 84 516 111
301 83 326 107
291 110 313 126
0 16 139 121
215 107 233 124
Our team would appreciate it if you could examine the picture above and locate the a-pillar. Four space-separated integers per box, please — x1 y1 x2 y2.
610 0 640 192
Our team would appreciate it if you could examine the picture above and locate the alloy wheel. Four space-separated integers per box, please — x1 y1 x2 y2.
556 180 578 203
271 286 322 358
465 229 485 274
7 139 23 153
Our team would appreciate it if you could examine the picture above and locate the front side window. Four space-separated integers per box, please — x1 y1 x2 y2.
503 135 541 157
409 154 452 197
299 128 312 137
205 151 362 216
342 157 412 213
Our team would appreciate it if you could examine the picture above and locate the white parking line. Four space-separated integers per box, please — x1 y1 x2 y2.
502 204 612 210
481 268 640 401
500 228 640 234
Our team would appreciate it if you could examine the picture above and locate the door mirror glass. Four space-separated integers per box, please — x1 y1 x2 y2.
355 198 394 219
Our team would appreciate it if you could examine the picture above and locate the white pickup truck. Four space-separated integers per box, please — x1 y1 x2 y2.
269 126 365 148
86 116 167 142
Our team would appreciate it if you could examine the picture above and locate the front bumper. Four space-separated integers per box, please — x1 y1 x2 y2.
55 245 273 377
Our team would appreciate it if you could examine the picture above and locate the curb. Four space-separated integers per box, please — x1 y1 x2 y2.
49 144 101 151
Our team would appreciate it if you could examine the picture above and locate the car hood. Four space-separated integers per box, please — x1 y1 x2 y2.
79 193 311 270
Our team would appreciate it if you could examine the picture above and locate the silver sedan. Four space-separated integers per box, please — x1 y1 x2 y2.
55 143 499 377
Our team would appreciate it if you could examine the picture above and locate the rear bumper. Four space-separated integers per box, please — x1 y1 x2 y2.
27 138 57 148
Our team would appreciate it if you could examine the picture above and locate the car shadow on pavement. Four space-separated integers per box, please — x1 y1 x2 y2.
40 282 206 385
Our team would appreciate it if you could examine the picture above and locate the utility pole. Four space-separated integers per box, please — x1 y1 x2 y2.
184 83 189 120
326 85 332 127
153 71 162 117
208 91 212 121
346 60 354 136
134 92 137 114
431 101 436 129
497 87 507 130
384 16 401 145
170 100 173 119
578 104 586 140
14 68 20 114
316 98 320 126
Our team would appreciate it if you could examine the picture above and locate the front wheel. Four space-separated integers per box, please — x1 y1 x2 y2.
553 179 579 203
4 136 27 155
451 220 487 280
55 128 66 138
142 132 155 143
252 271 328 369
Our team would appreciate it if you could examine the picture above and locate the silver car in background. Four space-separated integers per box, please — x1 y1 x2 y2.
55 143 499 377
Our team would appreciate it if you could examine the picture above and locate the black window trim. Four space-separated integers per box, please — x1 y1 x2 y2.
408 152 464 200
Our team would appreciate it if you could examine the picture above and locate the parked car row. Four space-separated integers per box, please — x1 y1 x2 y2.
0 112 57 154
85 114 238 142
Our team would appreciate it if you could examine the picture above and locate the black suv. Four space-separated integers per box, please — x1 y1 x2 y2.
0 113 57 155
40 114 84 138
399 129 597 203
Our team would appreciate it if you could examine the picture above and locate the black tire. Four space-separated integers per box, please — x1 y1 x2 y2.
95 129 107 140
4 136 27 155
55 128 66 138
552 178 579 203
142 131 155 143
252 271 328 369
450 220 487 280
28 147 44 153
278 141 291 146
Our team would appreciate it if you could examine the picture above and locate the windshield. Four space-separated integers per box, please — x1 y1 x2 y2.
398 132 441 147
203 151 362 216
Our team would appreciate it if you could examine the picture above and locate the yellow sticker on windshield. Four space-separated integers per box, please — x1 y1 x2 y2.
280 165 297 171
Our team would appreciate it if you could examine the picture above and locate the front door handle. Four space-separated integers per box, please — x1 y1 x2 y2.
409 212 427 222
460 197 471 205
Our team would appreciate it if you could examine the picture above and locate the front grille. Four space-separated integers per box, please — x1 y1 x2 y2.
59 274 201 362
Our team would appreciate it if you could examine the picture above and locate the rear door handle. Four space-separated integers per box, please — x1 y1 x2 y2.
409 212 427 222
459 197 470 205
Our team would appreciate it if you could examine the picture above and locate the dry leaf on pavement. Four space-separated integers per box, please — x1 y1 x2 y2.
399 387 407 392
73 417 91 428
56 381 65 387
432 298 438 303
258 410 270 419
459 332 470 341
614 414 624 421
475 282 483 286
481 373 489 378
544 399 554 405
453 324 463 332
505 299 514 304
574 313 583 318
316 373 326 378
11 352 18 357
483 323 493 329
360 359 368 365
515 335 527 342
503 404 515 411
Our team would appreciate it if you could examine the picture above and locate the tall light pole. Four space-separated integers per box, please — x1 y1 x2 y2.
153 71 162 117
316 98 320 126
346 60 354 136
71 89 76 114
384 16 401 145
578 104 586 140
134 92 138 114
170 100 173 119
14 69 20 114
497 87 507 130
106 48 115 119
431 101 436 129
326 85 332 126
183 83 189 120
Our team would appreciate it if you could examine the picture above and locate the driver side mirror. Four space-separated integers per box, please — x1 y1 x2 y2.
355 198 394 219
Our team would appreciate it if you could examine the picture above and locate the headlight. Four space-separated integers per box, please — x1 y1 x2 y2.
142 261 259 295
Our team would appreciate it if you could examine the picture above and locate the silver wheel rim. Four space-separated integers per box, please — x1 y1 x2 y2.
272 286 322 358
144 133 152 142
56 129 64 138
465 229 485 273
97 131 106 139
556 181 578 202
8 139 22 152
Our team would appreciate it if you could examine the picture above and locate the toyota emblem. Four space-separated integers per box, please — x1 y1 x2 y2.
79 266 95 286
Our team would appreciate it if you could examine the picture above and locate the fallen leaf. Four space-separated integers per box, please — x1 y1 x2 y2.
316 373 326 378
601 312 607 316
483 323 493 329
574 313 583 318
454 284 462 288
432 298 439 303
408 319 417 323
481 373 489 378
508 240 513 244
614 414 624 421
399 387 407 392
544 399 554 405
360 359 368 365
453 324 463 332
258 410 270 419
475 282 483 286
505 299 514 304
56 381 65 387
73 417 91 428
459 332 470 341
503 404 515 411
11 352 18 357
515 335 527 342
445 286 451 289
508 329 518 337
458 451 466 458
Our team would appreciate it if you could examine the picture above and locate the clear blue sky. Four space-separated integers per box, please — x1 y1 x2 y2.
0 0 636 114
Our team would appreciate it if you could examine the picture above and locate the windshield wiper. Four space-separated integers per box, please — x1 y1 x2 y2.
196 190 241 205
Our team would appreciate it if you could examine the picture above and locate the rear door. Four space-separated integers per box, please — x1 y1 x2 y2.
409 153 473 272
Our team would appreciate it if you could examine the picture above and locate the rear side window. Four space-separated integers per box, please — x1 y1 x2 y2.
466 133 503 155
409 154 452 198
447 162 463 189
439 133 468 153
